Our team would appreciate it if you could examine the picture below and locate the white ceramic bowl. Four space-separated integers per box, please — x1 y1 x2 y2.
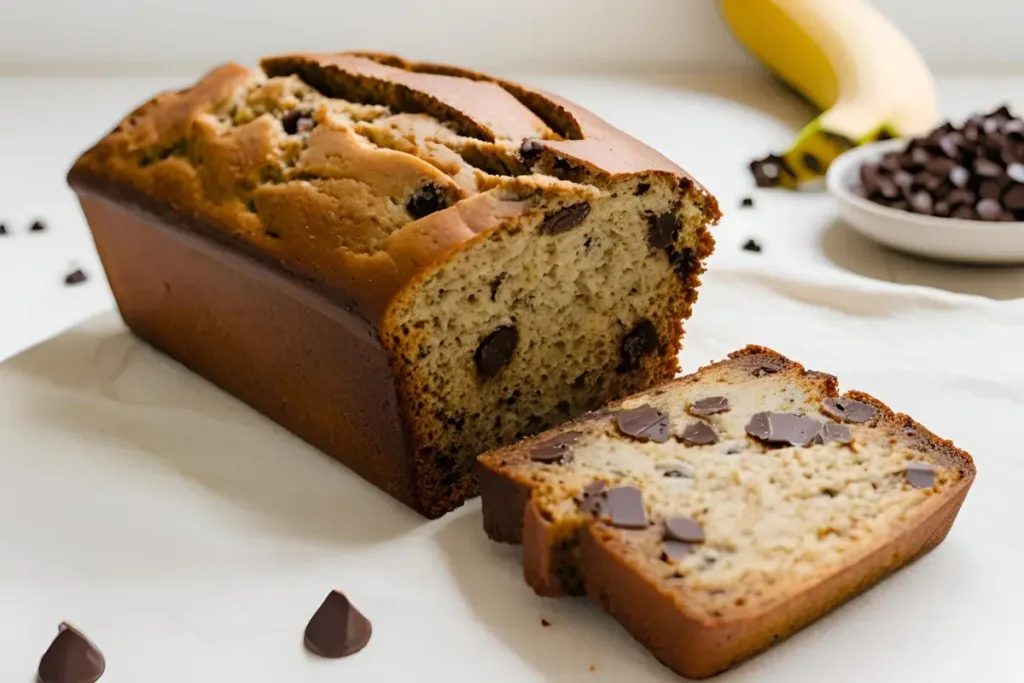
826 138 1024 264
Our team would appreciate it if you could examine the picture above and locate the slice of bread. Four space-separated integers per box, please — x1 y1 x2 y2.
478 346 975 678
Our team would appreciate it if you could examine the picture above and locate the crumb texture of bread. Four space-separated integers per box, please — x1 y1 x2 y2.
478 345 975 677
68 52 720 517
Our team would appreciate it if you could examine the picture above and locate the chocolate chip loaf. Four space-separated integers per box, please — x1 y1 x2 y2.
67 52 720 518
478 346 975 678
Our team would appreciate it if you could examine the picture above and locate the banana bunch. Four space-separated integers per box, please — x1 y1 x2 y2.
719 0 938 188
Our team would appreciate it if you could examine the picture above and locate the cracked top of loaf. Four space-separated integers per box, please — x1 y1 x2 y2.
68 52 720 326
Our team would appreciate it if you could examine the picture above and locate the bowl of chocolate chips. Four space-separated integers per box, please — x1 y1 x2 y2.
827 105 1024 264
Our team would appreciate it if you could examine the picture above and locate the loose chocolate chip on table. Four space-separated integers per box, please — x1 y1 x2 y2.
577 480 607 514
304 590 373 658
690 396 730 416
749 154 794 188
618 320 660 373
616 404 671 443
37 622 105 683
474 325 518 378
64 269 88 285
519 138 545 161
601 486 649 529
541 619 551 627
746 412 823 447
817 421 852 445
406 184 448 218
662 540 695 561
648 213 680 249
821 397 877 423
680 422 718 446
977 198 1004 221
742 238 762 253
0 223 7 235
530 431 582 464
30 220 46 232
905 462 937 489
539 202 591 235
740 196 754 208
665 516 706 544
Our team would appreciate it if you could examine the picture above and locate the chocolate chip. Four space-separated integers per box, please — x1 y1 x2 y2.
892 170 914 189
751 357 785 377
530 431 581 464
939 135 961 159
979 179 1002 200
947 188 976 206
577 480 607 514
474 325 518 378
1008 163 1024 183
281 109 315 135
37 623 105 683
1003 119 1024 136
1005 185 1024 211
617 320 659 373
905 462 937 489
821 397 877 423
648 212 680 249
635 182 651 196
740 196 754 208
538 202 591 235
742 238 762 253
818 421 852 445
975 158 1004 178
745 412 823 447
750 154 794 187
667 246 698 281
802 153 823 174
541 619 551 627
0 223 7 236
30 220 46 232
406 184 448 218
64 269 88 285
304 590 373 658
910 191 933 214
601 486 648 529
933 201 951 217
665 516 705 543
952 205 978 220
656 460 694 478
616 404 671 443
689 396 730 416
977 198 1004 220
519 138 545 161
925 156 956 176
662 540 695 561
680 422 718 446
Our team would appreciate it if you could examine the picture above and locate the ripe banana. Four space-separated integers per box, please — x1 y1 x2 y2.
719 0 938 188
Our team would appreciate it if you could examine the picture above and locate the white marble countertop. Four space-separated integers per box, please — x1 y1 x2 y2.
1 71 1022 682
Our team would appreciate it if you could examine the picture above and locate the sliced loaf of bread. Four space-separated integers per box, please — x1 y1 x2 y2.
478 346 975 678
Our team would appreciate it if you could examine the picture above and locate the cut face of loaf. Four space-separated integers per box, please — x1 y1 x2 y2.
68 52 720 518
478 346 975 678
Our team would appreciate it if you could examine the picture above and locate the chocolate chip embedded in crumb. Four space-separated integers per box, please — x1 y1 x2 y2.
30 220 46 232
689 396 730 417
530 431 581 464
751 357 785 377
474 325 518 378
37 623 105 683
304 590 373 659
64 269 88 285
406 184 449 219
680 422 718 446
821 397 877 423
656 461 694 478
667 246 699 281
577 480 607 514
665 516 705 544
616 404 671 443
746 412 823 447
617 320 659 373
817 422 852 445
538 202 591 235
742 238 762 253
281 109 315 135
648 212 680 249
740 196 754 208
519 138 545 161
662 540 695 561
906 462 937 489
602 486 649 529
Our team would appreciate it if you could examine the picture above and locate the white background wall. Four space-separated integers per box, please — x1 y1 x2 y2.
1 0 1023 74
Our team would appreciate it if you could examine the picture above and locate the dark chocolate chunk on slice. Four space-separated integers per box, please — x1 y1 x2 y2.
37 622 105 683
474 325 518 378
616 405 671 443
680 422 718 446
751 357 785 377
648 212 680 249
818 421 852 445
665 516 705 544
821 397 877 423
538 202 591 235
905 462 937 489
746 412 823 447
661 540 695 561
304 590 373 659
577 480 608 514
689 396 730 416
602 486 649 529
64 269 88 285
519 138 545 161
406 183 448 218
656 460 694 478
281 109 316 135
530 431 582 464
617 320 660 373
